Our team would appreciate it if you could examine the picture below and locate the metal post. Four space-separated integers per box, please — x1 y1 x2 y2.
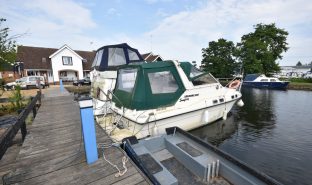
212 161 216 178
207 163 211 183
216 160 220 177
79 97 98 164
60 79 64 93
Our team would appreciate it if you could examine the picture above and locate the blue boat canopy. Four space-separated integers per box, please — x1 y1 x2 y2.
244 74 260 81
91 43 144 71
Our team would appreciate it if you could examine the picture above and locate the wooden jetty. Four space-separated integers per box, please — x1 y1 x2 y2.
0 86 151 185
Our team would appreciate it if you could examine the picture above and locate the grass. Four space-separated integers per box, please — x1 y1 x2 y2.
288 82 312 90
65 85 91 93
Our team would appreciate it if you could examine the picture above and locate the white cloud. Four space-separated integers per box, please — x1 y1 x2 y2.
139 0 312 66
0 0 96 50
1 0 311 66
106 8 116 15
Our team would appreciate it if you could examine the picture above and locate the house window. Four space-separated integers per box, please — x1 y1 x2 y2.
60 71 67 77
62 56 73 65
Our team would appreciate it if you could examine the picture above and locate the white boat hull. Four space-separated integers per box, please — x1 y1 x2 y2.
99 99 238 142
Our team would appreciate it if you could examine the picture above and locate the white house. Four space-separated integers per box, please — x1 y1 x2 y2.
49 45 84 82
14 45 95 84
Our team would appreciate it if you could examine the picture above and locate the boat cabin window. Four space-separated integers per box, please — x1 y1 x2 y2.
91 49 104 68
148 71 178 94
260 79 268 82
270 79 276 82
192 73 218 86
116 68 138 92
127 49 140 61
108 48 127 66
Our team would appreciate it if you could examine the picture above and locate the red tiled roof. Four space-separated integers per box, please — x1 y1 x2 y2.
16 46 95 70
141 52 163 62
141 53 151 60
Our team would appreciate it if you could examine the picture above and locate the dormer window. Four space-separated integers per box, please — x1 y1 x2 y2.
62 56 73 65
82 59 87 63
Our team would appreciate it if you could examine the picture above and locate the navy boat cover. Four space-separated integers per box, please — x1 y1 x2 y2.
244 74 260 81
91 43 143 71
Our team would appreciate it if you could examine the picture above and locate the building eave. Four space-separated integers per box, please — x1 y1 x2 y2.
49 44 83 60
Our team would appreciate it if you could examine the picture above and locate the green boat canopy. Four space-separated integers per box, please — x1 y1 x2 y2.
179 62 205 81
113 61 186 110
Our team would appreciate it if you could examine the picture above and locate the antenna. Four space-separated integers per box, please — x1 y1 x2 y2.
150 34 153 52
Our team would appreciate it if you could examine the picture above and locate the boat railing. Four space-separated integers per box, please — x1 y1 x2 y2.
95 88 125 135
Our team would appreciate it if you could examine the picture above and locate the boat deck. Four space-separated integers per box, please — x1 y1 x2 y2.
0 86 151 185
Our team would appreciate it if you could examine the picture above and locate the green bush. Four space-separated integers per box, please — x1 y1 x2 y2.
9 85 23 110
289 78 312 83
0 85 30 116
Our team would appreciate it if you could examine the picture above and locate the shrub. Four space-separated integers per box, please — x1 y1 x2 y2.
289 78 312 83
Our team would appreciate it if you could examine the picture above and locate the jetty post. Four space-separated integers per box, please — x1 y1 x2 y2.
60 79 64 93
79 97 98 164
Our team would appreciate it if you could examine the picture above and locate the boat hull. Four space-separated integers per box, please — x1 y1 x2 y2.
243 81 289 89
104 99 238 142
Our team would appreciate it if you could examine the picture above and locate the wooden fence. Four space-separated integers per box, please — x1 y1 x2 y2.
0 91 41 159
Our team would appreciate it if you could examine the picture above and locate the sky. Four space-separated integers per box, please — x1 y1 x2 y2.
1 0 312 66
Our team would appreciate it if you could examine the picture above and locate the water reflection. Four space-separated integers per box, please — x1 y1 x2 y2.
190 88 312 185
191 113 238 146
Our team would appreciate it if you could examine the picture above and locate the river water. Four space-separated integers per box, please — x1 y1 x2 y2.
190 88 312 185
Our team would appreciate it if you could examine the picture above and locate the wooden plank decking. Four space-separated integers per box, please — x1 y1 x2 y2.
1 86 151 185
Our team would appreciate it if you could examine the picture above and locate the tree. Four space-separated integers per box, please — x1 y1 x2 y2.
236 23 288 76
201 38 237 78
0 18 17 71
296 61 302 66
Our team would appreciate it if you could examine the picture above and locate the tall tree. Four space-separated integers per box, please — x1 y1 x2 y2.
0 18 17 71
237 23 288 76
201 38 237 78
296 61 302 66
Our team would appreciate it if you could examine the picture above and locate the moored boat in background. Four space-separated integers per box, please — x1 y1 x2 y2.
243 74 289 89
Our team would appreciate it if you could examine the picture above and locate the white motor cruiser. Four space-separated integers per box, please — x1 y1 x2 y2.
97 60 244 142
90 43 144 115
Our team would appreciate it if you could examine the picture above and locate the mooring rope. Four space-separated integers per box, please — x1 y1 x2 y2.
98 143 128 177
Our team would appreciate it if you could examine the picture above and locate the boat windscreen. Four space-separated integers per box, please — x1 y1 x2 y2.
116 68 138 93
189 66 204 78
192 73 218 85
